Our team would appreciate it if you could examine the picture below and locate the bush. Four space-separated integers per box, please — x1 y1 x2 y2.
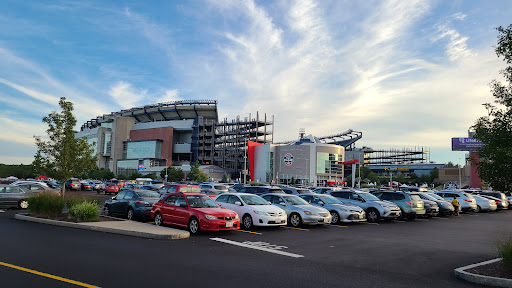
27 193 64 218
496 235 512 270
68 201 99 222
66 197 99 211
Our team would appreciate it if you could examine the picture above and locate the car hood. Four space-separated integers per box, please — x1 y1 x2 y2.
249 204 285 214
330 203 363 212
195 207 236 216
373 200 398 209
295 205 329 214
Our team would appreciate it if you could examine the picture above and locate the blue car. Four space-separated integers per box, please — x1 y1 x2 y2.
103 189 160 221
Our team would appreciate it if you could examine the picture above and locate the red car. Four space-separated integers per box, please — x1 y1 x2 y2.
157 184 201 195
105 184 119 195
151 192 240 234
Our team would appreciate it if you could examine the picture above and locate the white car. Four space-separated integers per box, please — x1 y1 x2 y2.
214 193 287 229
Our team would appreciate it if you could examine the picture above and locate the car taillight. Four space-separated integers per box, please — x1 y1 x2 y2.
464 199 473 202
496 200 500 204
136 200 150 205
406 201 413 206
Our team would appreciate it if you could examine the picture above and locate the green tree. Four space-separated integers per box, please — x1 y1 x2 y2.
429 167 439 183
160 167 184 182
146 173 158 180
472 25 512 192
188 161 208 182
88 168 115 180
33 97 96 197
128 172 143 180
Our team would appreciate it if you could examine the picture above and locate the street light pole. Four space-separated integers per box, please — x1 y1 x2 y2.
458 158 462 189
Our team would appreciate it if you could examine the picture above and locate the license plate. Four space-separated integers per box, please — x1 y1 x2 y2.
226 222 233 228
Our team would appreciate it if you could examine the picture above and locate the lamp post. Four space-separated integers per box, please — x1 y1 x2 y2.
458 158 462 189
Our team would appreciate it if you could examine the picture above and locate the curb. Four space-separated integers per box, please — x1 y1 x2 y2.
14 213 190 240
454 258 512 287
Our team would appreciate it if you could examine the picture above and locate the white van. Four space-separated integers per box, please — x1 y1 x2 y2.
135 178 153 186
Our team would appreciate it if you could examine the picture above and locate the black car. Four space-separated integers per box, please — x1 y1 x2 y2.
420 193 455 216
103 189 160 221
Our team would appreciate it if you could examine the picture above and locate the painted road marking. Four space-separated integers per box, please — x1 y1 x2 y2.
210 238 304 258
281 226 310 231
328 224 348 228
0 210 5 213
235 229 262 235
365 223 379 225
0 261 101 288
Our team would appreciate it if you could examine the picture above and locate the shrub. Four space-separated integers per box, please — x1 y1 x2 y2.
66 197 99 211
68 201 99 222
27 193 64 218
496 235 512 270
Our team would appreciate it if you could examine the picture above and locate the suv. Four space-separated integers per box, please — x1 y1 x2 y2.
371 191 426 220
435 190 477 212
237 186 284 195
65 178 81 190
328 190 401 223
158 184 201 195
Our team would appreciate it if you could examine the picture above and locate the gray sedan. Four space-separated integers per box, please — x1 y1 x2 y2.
299 194 366 224
0 184 32 209
473 195 497 212
262 193 332 227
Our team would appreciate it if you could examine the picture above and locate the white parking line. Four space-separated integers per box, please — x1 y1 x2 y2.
0 210 5 213
210 238 304 258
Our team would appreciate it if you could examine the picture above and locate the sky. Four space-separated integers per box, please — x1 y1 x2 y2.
0 0 511 166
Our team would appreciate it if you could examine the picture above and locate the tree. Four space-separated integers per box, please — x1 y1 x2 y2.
472 25 512 192
33 97 96 197
160 167 184 182
88 168 115 180
188 161 208 182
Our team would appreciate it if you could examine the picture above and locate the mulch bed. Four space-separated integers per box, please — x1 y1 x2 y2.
27 213 123 223
466 260 512 279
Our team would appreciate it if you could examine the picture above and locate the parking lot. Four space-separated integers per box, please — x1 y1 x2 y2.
1 193 509 288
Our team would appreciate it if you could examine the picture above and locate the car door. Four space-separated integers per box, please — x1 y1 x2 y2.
122 191 135 215
4 186 24 207
271 195 290 214
0 187 7 208
173 195 190 227
160 195 177 225
110 191 126 215
222 195 243 215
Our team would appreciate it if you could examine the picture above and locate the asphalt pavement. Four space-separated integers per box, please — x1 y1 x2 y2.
1 198 509 288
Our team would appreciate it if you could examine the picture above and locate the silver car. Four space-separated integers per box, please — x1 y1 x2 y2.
472 195 497 212
435 190 477 212
261 193 332 227
299 194 366 224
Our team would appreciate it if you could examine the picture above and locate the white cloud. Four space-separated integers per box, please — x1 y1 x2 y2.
154 89 181 104
434 24 474 61
451 12 467 21
108 81 147 109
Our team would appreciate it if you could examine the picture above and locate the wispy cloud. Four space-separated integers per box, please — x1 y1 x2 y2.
434 24 474 61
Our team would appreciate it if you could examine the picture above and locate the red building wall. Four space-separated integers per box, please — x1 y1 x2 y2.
470 151 482 188
130 127 173 166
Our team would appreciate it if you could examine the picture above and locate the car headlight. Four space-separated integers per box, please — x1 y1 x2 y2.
304 211 318 216
254 210 268 216
205 214 217 220
234 213 239 219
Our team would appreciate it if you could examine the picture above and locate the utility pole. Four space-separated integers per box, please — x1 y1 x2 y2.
459 158 462 189
243 140 247 184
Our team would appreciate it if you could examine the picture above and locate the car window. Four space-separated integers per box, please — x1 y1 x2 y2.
310 196 323 204
396 193 406 200
282 195 309 205
158 187 168 194
115 191 126 199
300 195 312 203
167 186 177 192
410 194 421 202
227 195 240 204
124 192 134 199
283 189 292 194
186 195 218 208
297 189 310 194
216 195 229 203
176 195 187 207
136 191 159 198
262 195 273 202
323 195 342 204
374 192 385 199
240 195 268 205
164 195 176 205
5 186 21 193
330 191 343 198
214 185 227 190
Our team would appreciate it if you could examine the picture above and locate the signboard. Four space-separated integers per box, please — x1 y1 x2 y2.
283 153 294 167
138 164 144 171
451 137 483 151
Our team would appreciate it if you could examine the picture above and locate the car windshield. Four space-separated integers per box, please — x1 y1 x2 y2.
322 195 343 204
186 196 219 208
428 193 444 200
136 191 160 198
463 193 475 199
179 186 201 193
214 185 227 190
282 195 309 205
422 193 438 201
359 192 380 201
240 195 269 205
410 194 422 202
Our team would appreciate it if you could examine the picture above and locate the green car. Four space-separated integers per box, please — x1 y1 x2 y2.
371 190 426 220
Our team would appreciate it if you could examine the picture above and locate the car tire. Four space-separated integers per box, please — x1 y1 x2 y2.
330 211 340 224
154 212 163 226
188 217 200 234
398 209 406 221
475 205 481 213
366 208 380 223
407 214 416 220
127 208 135 221
242 214 253 229
289 213 302 227
104 205 112 216
18 200 29 209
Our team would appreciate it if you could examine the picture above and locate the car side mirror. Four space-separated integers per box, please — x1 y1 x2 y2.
235 201 242 206
318 201 325 205
268 201 272 205
279 202 286 206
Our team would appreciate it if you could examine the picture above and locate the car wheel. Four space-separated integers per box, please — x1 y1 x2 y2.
18 200 29 209
475 205 481 213
407 214 416 220
188 217 200 234
242 214 253 229
289 213 302 227
366 208 380 223
127 208 135 221
330 211 340 224
398 209 406 221
154 212 163 226
104 205 112 216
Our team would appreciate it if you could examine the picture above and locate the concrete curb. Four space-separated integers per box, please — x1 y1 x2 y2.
454 258 512 287
15 213 190 240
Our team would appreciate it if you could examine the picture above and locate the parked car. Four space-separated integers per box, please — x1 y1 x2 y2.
311 187 336 194
151 192 240 234
88 180 104 192
158 184 201 195
214 193 287 229
237 186 284 195
470 191 509 210
472 195 498 212
282 187 312 195
328 190 401 223
434 190 477 212
199 183 229 197
11 181 60 196
421 193 455 216
65 178 81 190
261 193 332 227
409 193 438 218
371 191 426 220
105 184 119 195
479 195 506 210
0 184 32 209
80 180 93 191
104 190 160 220
299 194 366 224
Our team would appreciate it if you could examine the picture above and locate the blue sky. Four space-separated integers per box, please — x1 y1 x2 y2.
0 0 511 165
